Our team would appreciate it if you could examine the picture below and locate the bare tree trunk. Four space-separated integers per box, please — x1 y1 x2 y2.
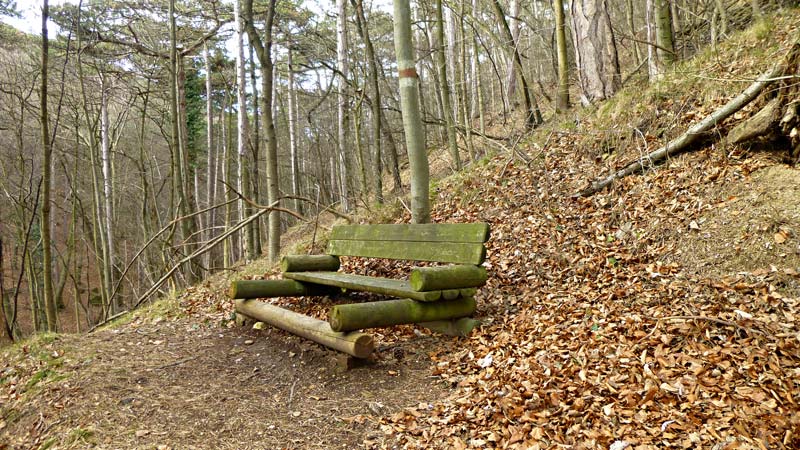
336 0 350 211
627 0 642 66
352 0 383 203
457 3 475 160
490 0 542 127
393 0 431 223
234 0 253 261
570 0 621 104
554 0 570 112
287 46 301 214
0 239 12 341
654 0 675 73
40 0 57 332
244 0 280 262
221 95 232 266
505 0 520 103
100 74 116 313
470 0 486 134
204 43 215 269
436 0 461 169
248 46 262 256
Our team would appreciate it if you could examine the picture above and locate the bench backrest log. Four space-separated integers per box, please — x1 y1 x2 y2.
327 223 490 265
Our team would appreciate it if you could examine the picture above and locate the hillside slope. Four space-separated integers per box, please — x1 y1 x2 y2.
3 9 800 450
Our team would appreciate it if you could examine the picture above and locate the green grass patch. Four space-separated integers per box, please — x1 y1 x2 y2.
66 427 95 446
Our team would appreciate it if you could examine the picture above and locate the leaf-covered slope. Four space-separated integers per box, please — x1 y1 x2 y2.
374 10 800 450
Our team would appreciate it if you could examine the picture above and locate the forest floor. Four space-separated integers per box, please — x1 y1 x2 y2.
3 9 800 450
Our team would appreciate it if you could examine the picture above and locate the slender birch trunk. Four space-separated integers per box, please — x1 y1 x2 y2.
287 46 300 214
505 0 520 104
336 0 350 211
204 44 215 268
435 0 460 169
100 74 116 313
234 0 253 261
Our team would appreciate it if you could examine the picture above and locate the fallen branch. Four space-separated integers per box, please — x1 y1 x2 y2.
577 63 784 197
222 181 307 222
89 208 269 333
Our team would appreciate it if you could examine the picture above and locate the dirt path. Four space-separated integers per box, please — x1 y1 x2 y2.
1 315 452 449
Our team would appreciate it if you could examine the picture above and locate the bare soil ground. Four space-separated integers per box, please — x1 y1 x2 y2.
1 312 451 449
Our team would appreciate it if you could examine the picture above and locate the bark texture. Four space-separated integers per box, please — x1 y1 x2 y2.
570 0 621 104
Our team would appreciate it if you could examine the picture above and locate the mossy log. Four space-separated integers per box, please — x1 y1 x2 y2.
418 317 482 337
329 297 476 332
409 265 487 291
281 255 340 272
234 299 374 358
229 279 335 299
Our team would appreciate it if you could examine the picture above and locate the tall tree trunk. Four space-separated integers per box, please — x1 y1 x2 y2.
40 0 57 332
234 0 253 261
490 0 542 127
352 0 383 203
457 2 475 160
393 0 431 223
554 0 570 112
221 95 232 266
0 239 12 341
470 0 486 134
627 0 642 66
435 0 461 169
168 0 192 280
570 0 621 104
654 0 675 74
204 43 215 269
244 0 280 262
248 45 262 256
99 74 116 313
505 0 520 104
336 0 350 211
287 46 301 214
646 0 658 79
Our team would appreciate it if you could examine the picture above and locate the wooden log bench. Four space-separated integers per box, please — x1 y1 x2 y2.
231 222 490 357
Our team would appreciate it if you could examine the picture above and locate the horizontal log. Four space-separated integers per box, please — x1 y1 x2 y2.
281 254 340 272
328 297 476 332
327 239 486 265
409 265 488 291
331 223 490 243
234 299 374 358
229 279 335 299
418 317 482 337
284 271 442 301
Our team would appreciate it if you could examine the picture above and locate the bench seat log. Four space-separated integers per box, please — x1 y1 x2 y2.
284 271 476 302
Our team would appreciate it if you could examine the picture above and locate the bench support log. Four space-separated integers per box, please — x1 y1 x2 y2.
329 297 476 332
281 255 340 272
234 299 375 358
229 279 335 299
418 318 481 337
